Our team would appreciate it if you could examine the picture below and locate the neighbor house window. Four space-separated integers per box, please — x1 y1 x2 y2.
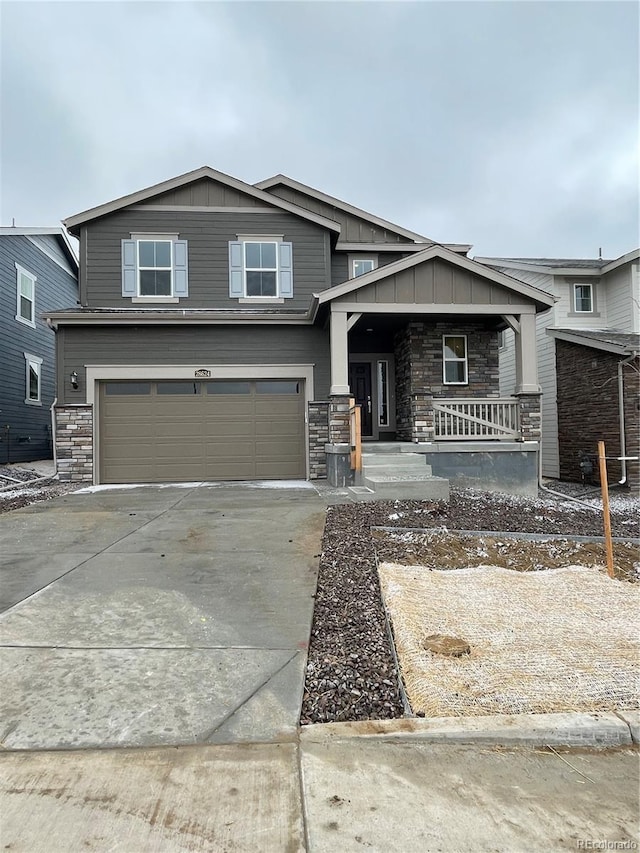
443 335 468 384
351 258 376 278
573 283 593 313
15 265 36 327
228 237 293 299
24 353 42 404
121 236 188 299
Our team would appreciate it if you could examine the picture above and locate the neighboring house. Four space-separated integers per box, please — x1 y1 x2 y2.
0 228 79 464
479 250 640 489
44 166 554 492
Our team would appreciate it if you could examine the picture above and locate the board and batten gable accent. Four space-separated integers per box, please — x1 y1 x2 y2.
138 177 270 209
0 234 78 462
335 258 523 307
83 210 328 310
57 324 331 406
264 184 417 245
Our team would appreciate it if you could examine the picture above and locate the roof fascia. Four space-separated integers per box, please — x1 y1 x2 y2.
1 227 79 272
601 248 640 274
63 166 341 236
547 328 639 355
255 174 432 243
42 309 314 328
475 257 604 277
336 241 472 254
318 245 556 309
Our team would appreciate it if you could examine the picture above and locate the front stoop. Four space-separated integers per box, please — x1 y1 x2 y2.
356 446 450 501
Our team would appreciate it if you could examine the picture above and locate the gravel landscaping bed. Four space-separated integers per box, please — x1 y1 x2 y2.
0 464 79 514
300 487 639 725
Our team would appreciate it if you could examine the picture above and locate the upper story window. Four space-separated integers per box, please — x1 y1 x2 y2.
573 283 593 313
229 237 293 300
443 335 468 384
121 235 188 301
15 264 36 327
349 256 378 279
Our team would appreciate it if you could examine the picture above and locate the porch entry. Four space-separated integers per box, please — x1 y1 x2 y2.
348 356 394 441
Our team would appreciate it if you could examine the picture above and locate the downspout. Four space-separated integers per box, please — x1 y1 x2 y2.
46 317 59 480
536 439 600 511
617 353 636 486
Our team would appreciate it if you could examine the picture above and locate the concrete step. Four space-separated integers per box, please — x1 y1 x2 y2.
361 453 426 466
360 472 450 501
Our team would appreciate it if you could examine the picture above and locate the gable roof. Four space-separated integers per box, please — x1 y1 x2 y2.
255 173 433 244
476 249 639 277
0 226 79 272
317 244 556 310
548 328 640 356
63 166 342 237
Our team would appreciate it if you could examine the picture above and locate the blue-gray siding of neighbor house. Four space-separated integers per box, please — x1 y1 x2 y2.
57 324 331 405
0 235 78 462
81 210 330 310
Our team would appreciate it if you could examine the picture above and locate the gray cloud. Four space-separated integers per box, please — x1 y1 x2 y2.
1 0 637 258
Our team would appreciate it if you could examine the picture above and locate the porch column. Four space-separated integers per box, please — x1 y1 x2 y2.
329 307 350 395
515 311 540 394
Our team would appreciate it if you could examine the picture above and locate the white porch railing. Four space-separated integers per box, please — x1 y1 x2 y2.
433 398 520 440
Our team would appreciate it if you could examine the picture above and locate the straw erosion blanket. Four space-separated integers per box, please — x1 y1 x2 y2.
300 488 639 725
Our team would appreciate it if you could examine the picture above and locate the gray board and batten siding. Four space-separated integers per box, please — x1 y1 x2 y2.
334 259 527 307
262 184 417 245
0 234 78 463
80 210 330 310
57 324 331 406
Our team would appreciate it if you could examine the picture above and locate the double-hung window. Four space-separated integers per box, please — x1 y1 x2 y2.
229 237 293 299
121 235 188 300
573 283 593 313
15 264 36 327
443 335 468 384
24 353 42 405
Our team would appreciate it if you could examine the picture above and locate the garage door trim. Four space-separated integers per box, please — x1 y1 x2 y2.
87 364 315 485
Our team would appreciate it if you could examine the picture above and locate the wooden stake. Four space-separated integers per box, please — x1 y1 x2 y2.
598 440 615 578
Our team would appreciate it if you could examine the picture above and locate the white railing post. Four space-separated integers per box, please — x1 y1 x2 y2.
432 398 520 440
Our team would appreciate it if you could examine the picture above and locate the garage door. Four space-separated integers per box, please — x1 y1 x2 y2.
99 379 306 484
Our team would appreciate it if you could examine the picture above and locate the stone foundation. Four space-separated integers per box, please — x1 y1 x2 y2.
55 405 93 482
517 393 542 443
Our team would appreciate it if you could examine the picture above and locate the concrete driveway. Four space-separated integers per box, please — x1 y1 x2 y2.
0 482 325 750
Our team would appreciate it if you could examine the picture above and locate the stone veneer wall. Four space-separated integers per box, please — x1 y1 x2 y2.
328 395 351 444
55 405 93 482
308 402 329 479
517 393 542 443
394 321 501 441
556 341 639 490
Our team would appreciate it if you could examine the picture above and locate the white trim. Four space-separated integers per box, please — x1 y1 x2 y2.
547 329 640 356
130 232 180 241
87 364 315 484
442 335 468 385
15 263 36 328
24 352 43 405
236 234 284 241
131 297 180 304
238 297 285 304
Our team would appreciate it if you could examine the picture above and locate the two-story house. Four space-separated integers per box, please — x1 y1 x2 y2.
43 166 555 494
479 250 640 489
0 228 78 464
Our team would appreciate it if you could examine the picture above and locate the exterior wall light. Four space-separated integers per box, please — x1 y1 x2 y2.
70 371 79 390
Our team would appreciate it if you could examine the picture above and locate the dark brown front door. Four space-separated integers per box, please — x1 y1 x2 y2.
349 362 373 437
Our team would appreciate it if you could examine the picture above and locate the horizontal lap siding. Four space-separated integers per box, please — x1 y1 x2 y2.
0 235 78 462
84 211 328 310
59 324 331 405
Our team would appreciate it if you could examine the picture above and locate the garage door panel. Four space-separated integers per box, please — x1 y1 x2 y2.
100 379 305 484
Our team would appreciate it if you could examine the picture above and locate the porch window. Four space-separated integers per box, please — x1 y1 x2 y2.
573 283 593 313
377 360 389 427
443 335 468 384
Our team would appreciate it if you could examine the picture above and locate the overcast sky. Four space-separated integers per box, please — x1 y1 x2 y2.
1 0 638 258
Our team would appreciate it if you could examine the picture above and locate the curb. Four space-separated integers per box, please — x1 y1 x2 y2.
300 711 636 748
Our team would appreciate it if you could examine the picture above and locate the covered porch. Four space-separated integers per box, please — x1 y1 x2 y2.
313 247 554 495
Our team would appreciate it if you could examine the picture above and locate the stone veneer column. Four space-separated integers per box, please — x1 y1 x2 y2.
326 394 353 486
55 405 93 482
516 393 542 442
411 393 435 443
308 401 329 480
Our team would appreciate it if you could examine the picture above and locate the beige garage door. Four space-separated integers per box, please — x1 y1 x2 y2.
99 379 306 484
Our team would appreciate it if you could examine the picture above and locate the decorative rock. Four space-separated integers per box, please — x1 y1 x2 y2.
423 634 471 657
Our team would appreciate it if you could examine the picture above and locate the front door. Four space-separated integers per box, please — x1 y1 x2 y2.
348 362 373 437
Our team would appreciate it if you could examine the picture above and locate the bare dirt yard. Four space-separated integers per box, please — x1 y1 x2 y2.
301 487 639 725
